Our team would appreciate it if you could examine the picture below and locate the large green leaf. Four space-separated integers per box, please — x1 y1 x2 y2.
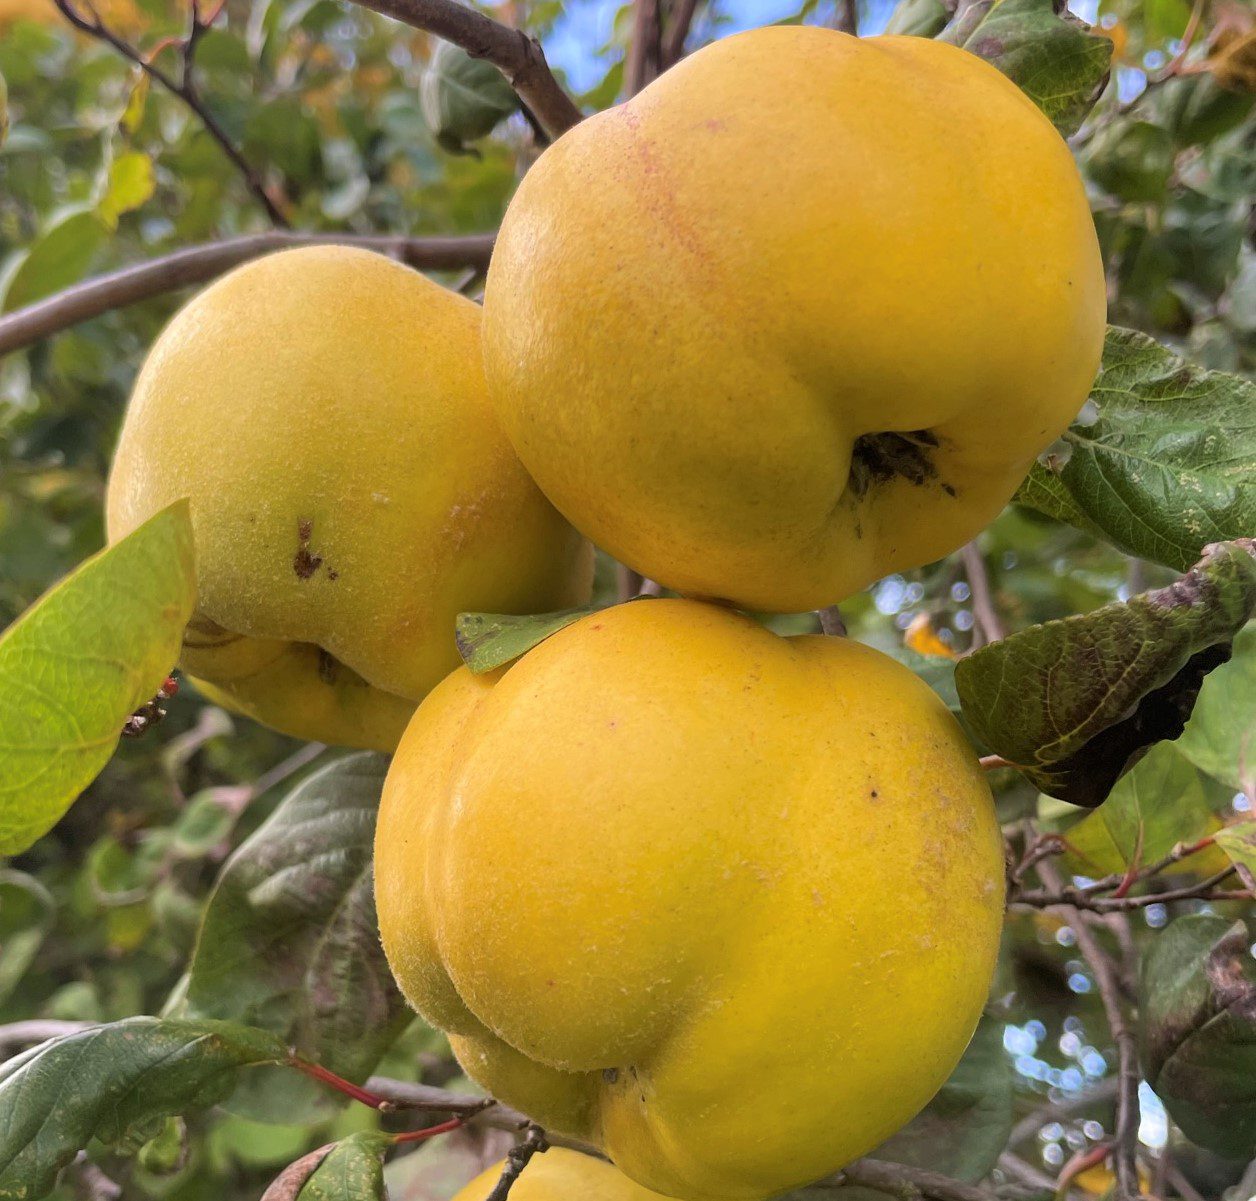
1016 328 1256 572
186 754 408 1093
0 1018 287 1201
955 540 1256 807
0 502 197 854
1175 624 1256 791
945 0 1112 136
1140 915 1256 1157
1062 742 1233 875
296 1133 391 1200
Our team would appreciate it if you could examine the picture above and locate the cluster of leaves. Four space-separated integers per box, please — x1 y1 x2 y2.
0 1 1254 1200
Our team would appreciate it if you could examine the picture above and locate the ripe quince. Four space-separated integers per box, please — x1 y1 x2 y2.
454 1149 673 1201
482 27 1106 611
107 246 590 750
375 599 1004 1200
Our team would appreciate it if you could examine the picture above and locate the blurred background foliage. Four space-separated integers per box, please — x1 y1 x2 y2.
0 1 1253 1199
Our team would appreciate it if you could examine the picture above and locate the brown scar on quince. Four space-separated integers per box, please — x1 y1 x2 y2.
294 517 324 580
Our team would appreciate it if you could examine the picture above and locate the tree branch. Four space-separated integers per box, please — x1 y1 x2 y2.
347 0 582 139
625 0 663 95
960 541 1006 647
0 232 497 358
1013 867 1246 913
52 0 288 226
366 1077 1001 1200
660 0 701 67
485 1126 548 1201
1036 859 1142 1201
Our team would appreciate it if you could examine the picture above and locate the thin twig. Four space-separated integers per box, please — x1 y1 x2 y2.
995 1151 1061 1194
960 541 1006 646
348 0 582 139
1036 860 1141 1201
0 232 496 358
1014 867 1244 913
834 1158 995 1201
485 1126 549 1201
979 754 1014 772
834 0 859 34
1006 1077 1120 1147
52 0 288 226
818 606 847 636
660 0 701 66
1159 0 1208 77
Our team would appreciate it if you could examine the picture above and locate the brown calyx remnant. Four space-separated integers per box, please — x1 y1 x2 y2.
846 428 956 500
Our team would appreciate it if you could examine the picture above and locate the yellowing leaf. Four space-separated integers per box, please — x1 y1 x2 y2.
99 151 156 230
905 613 957 659
0 502 196 855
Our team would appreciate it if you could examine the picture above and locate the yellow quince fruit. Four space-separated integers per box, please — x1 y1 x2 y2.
375 598 1004 1200
454 1149 674 1201
482 27 1106 612
107 246 591 750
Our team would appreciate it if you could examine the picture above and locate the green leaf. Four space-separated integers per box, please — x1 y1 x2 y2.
1140 914 1256 1157
1 208 105 313
420 40 519 153
955 540 1256 808
1086 121 1176 202
170 789 241 859
1062 742 1232 875
885 0 948 36
186 754 408 1092
1175 624 1256 792
297 1133 391 1200
0 870 54 1005
456 606 602 674
948 0 1113 136
881 647 961 713
1214 821 1256 879
0 1017 287 1200
865 1015 1013 1182
1016 328 1256 572
0 502 197 855
98 150 156 230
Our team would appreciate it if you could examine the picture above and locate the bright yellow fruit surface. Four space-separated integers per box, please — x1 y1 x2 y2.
454 1149 674 1201
482 27 1106 612
375 599 1005 1200
107 246 591 750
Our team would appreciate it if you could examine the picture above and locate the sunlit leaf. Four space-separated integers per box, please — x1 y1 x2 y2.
0 503 196 855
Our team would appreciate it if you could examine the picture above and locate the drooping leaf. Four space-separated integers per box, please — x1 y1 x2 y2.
955 540 1256 807
1175 624 1256 792
455 606 602 674
947 0 1113 135
884 0 949 36
1062 742 1234 875
420 40 519 154
0 870 54 1005
186 754 408 1097
1016 328 1256 572
864 1016 1013 1182
0 1017 287 1201
1 207 105 313
0 502 197 855
1140 915 1256 1157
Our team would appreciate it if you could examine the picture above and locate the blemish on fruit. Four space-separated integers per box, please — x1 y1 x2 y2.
317 648 339 685
294 518 324 580
603 1068 619 1083
847 428 943 498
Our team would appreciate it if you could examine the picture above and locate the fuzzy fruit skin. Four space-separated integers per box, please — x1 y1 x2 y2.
453 1149 674 1201
107 246 591 750
482 27 1106 612
375 599 1005 1200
